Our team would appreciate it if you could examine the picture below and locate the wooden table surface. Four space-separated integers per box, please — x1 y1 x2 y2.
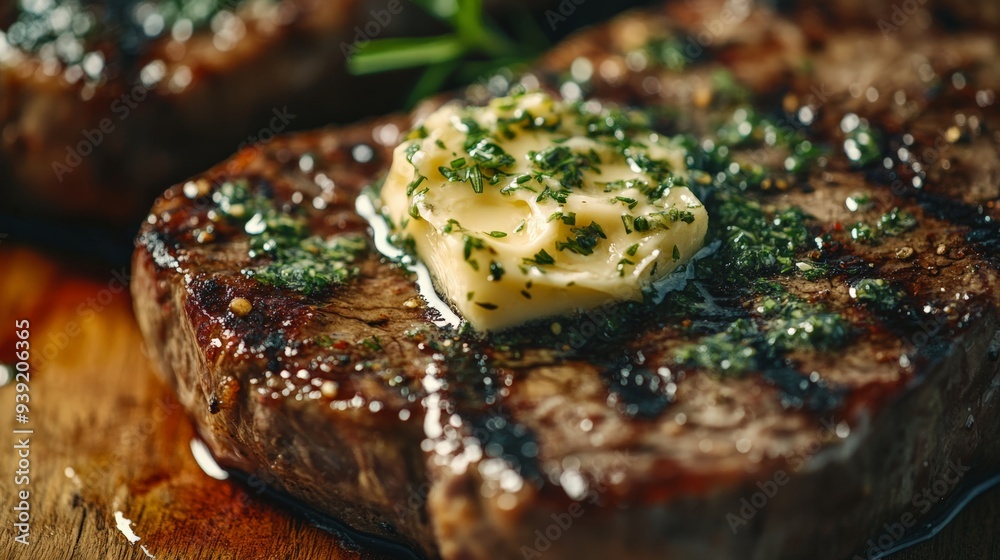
0 244 996 559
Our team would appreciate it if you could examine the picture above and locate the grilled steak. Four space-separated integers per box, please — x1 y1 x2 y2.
0 0 432 223
132 0 1000 558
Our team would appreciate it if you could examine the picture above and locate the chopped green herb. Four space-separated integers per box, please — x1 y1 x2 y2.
468 163 484 193
616 258 635 277
614 196 638 210
439 156 489 194
535 186 572 204
462 234 485 261
843 121 882 167
851 278 902 312
253 235 367 296
601 179 649 193
524 249 555 266
676 287 852 375
529 146 601 190
215 180 366 296
406 173 426 196
467 138 516 169
850 222 876 243
877 208 918 236
488 260 505 281
556 222 607 256
547 211 577 225
361 336 383 351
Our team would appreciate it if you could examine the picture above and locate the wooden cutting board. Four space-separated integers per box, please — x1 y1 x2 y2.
0 244 996 559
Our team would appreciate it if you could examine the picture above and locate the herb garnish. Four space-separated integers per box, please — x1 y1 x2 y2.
214 180 366 295
529 146 601 189
524 249 555 266
556 222 607 256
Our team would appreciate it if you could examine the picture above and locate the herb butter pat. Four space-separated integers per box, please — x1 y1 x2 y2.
380 90 708 330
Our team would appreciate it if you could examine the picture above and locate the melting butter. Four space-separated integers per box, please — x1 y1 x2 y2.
380 90 707 330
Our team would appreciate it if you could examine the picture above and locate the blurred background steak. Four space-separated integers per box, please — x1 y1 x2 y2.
0 0 421 225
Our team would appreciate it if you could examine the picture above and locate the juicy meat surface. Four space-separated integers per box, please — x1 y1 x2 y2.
132 1 1000 558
